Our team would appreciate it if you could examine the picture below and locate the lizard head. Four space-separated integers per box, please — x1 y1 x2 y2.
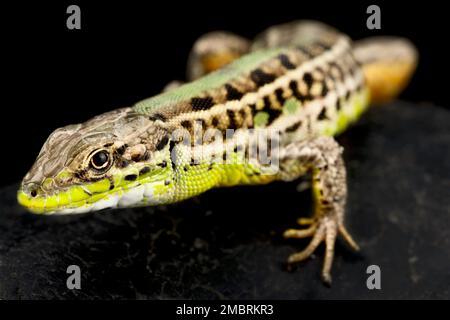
17 108 174 214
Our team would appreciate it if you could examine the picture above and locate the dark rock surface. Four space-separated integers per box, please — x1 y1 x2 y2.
0 101 449 299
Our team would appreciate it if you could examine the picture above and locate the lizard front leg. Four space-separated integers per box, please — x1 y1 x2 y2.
278 136 359 285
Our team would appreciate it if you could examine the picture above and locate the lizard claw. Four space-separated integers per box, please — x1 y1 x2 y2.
284 215 359 285
296 217 315 226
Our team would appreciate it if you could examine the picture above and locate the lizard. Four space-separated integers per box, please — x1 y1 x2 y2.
17 21 418 284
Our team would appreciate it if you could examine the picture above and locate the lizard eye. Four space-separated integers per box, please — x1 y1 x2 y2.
90 149 111 170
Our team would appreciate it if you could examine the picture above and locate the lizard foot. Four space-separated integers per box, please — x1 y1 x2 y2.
283 215 359 285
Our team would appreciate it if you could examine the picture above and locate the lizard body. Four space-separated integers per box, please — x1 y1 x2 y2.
17 21 417 284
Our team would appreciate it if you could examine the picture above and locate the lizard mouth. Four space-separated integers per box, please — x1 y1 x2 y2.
18 188 113 214
17 178 170 215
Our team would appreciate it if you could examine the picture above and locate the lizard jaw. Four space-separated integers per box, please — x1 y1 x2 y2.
17 180 173 215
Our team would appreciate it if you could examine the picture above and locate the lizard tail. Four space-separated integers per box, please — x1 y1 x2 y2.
353 37 418 104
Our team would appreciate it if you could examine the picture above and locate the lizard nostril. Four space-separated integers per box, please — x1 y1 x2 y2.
30 190 37 197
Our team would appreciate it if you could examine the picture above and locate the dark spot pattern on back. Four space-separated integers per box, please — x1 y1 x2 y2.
225 83 244 101
181 120 191 129
250 69 277 88
278 54 296 70
303 72 314 89
317 107 329 120
191 96 215 111
275 88 285 105
336 98 341 111
227 109 238 129
139 167 150 175
260 96 282 125
289 80 308 102
285 121 302 132
263 96 271 110
321 81 329 97
125 174 137 181
156 135 169 151
211 116 219 127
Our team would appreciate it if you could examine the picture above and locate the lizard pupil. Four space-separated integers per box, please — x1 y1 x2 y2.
91 150 109 169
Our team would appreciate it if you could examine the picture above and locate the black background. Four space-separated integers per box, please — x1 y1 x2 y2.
2 1 448 185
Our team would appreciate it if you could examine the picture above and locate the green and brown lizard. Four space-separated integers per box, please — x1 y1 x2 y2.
17 21 418 284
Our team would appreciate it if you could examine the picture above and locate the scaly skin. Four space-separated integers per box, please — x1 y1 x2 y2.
17 21 418 284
